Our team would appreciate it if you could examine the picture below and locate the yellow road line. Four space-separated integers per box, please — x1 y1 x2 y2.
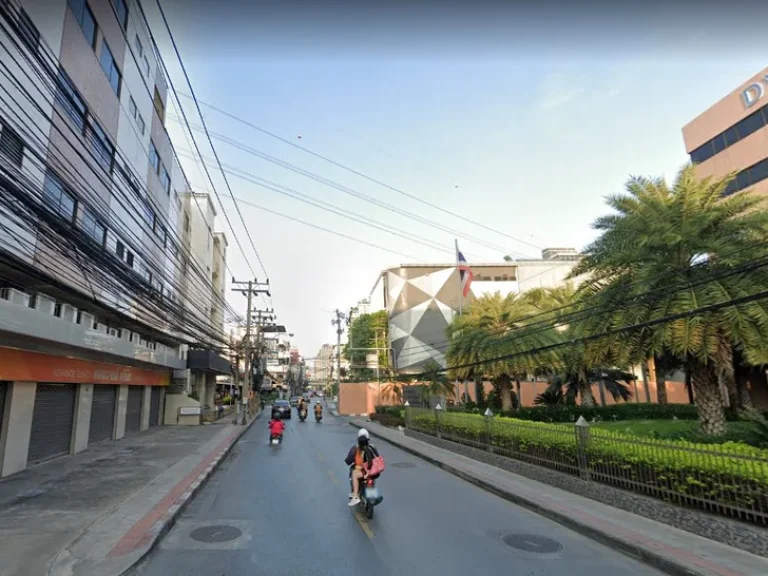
354 512 375 539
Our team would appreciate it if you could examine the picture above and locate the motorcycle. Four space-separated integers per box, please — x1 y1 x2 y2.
299 409 307 422
269 432 283 446
350 474 383 519
315 412 323 423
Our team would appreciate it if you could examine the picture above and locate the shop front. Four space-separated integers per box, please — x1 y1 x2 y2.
0 348 170 477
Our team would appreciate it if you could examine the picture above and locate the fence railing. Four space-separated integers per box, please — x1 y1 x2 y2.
405 407 768 526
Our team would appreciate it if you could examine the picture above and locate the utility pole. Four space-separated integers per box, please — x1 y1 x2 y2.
231 277 270 425
331 309 346 393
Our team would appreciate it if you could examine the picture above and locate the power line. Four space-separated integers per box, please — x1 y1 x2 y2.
177 95 543 253
149 0 269 279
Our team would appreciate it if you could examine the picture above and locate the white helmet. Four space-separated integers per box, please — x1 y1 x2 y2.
357 428 370 440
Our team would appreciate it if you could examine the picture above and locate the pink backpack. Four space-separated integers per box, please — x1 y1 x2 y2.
368 453 386 477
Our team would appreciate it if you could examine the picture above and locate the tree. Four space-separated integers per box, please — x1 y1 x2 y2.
420 360 454 406
446 292 560 412
344 311 389 380
572 165 768 435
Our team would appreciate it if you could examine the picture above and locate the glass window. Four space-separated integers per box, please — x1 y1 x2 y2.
143 55 150 77
68 0 96 49
0 126 24 167
129 96 137 119
112 0 128 30
126 251 134 268
134 34 143 57
690 142 713 164
736 170 751 191
724 179 738 197
738 107 766 141
160 164 171 194
712 134 726 154
724 125 739 147
42 172 76 221
140 200 154 228
116 240 124 259
100 41 121 96
750 158 768 185
149 141 160 173
137 113 145 135
55 69 86 132
153 86 165 124
86 118 114 172
19 8 40 53
81 208 106 246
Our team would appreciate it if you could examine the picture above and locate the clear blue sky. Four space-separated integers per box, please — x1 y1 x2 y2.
150 1 767 356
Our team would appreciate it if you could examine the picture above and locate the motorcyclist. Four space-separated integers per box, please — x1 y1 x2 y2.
268 417 285 438
344 428 379 506
314 400 323 418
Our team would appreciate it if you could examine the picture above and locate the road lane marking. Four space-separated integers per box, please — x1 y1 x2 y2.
354 511 375 539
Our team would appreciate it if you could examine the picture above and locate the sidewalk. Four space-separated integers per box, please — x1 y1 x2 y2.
352 420 768 576
0 411 260 576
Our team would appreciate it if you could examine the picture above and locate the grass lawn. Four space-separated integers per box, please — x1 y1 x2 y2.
585 419 765 446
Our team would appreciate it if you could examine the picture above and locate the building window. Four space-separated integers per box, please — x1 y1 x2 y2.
86 118 114 172
134 34 143 57
136 113 145 135
690 103 768 165
126 251 134 268
184 211 190 232
149 140 160 173
160 164 171 194
140 200 155 229
43 172 76 222
0 126 24 168
153 86 165 124
129 96 137 118
116 240 124 259
99 40 121 96
55 69 86 132
111 0 128 30
68 0 96 49
143 55 150 77
80 207 106 246
723 157 768 197
18 8 40 53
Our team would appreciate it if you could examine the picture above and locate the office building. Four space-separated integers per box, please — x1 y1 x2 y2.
682 67 768 196
0 0 228 476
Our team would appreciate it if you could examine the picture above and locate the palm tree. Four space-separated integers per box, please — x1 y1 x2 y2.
572 165 768 435
446 292 561 412
420 360 454 407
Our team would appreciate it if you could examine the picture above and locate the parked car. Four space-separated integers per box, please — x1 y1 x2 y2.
272 400 292 419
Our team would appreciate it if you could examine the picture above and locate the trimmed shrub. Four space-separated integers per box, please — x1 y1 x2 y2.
408 410 768 524
370 412 405 428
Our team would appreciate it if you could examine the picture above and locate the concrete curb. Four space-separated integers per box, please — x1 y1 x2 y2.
349 421 722 576
118 410 263 575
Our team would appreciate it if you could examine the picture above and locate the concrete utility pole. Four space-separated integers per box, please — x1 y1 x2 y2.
331 309 346 393
231 278 270 425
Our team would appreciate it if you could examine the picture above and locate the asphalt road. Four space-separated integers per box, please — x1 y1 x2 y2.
133 404 661 576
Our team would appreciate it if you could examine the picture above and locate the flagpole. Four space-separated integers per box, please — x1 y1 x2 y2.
455 239 463 317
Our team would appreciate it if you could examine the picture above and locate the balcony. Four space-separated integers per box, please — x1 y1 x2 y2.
0 289 185 369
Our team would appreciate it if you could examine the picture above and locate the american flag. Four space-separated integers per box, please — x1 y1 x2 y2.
456 245 474 297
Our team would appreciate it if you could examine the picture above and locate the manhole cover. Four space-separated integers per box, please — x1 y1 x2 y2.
502 534 562 554
391 462 416 468
189 525 243 543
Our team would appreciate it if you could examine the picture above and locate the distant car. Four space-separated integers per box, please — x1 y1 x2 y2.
289 396 301 407
272 400 292 419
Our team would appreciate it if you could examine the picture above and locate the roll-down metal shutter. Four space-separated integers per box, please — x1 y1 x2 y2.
0 382 7 433
89 385 117 444
28 384 76 464
125 387 142 434
149 387 161 427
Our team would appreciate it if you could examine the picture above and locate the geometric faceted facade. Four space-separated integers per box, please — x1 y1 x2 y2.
384 265 471 373
383 254 581 373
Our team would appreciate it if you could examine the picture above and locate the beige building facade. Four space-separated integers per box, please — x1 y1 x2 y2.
682 67 768 196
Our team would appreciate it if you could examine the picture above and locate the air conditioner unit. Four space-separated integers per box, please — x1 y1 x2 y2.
35 294 56 315
79 312 95 328
61 304 77 323
6 288 30 306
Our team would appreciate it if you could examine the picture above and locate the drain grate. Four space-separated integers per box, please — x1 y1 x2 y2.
390 462 416 468
502 534 562 554
189 525 243 543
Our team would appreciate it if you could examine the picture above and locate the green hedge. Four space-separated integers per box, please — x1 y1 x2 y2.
450 403 704 422
375 406 405 417
370 412 405 428
408 410 768 523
